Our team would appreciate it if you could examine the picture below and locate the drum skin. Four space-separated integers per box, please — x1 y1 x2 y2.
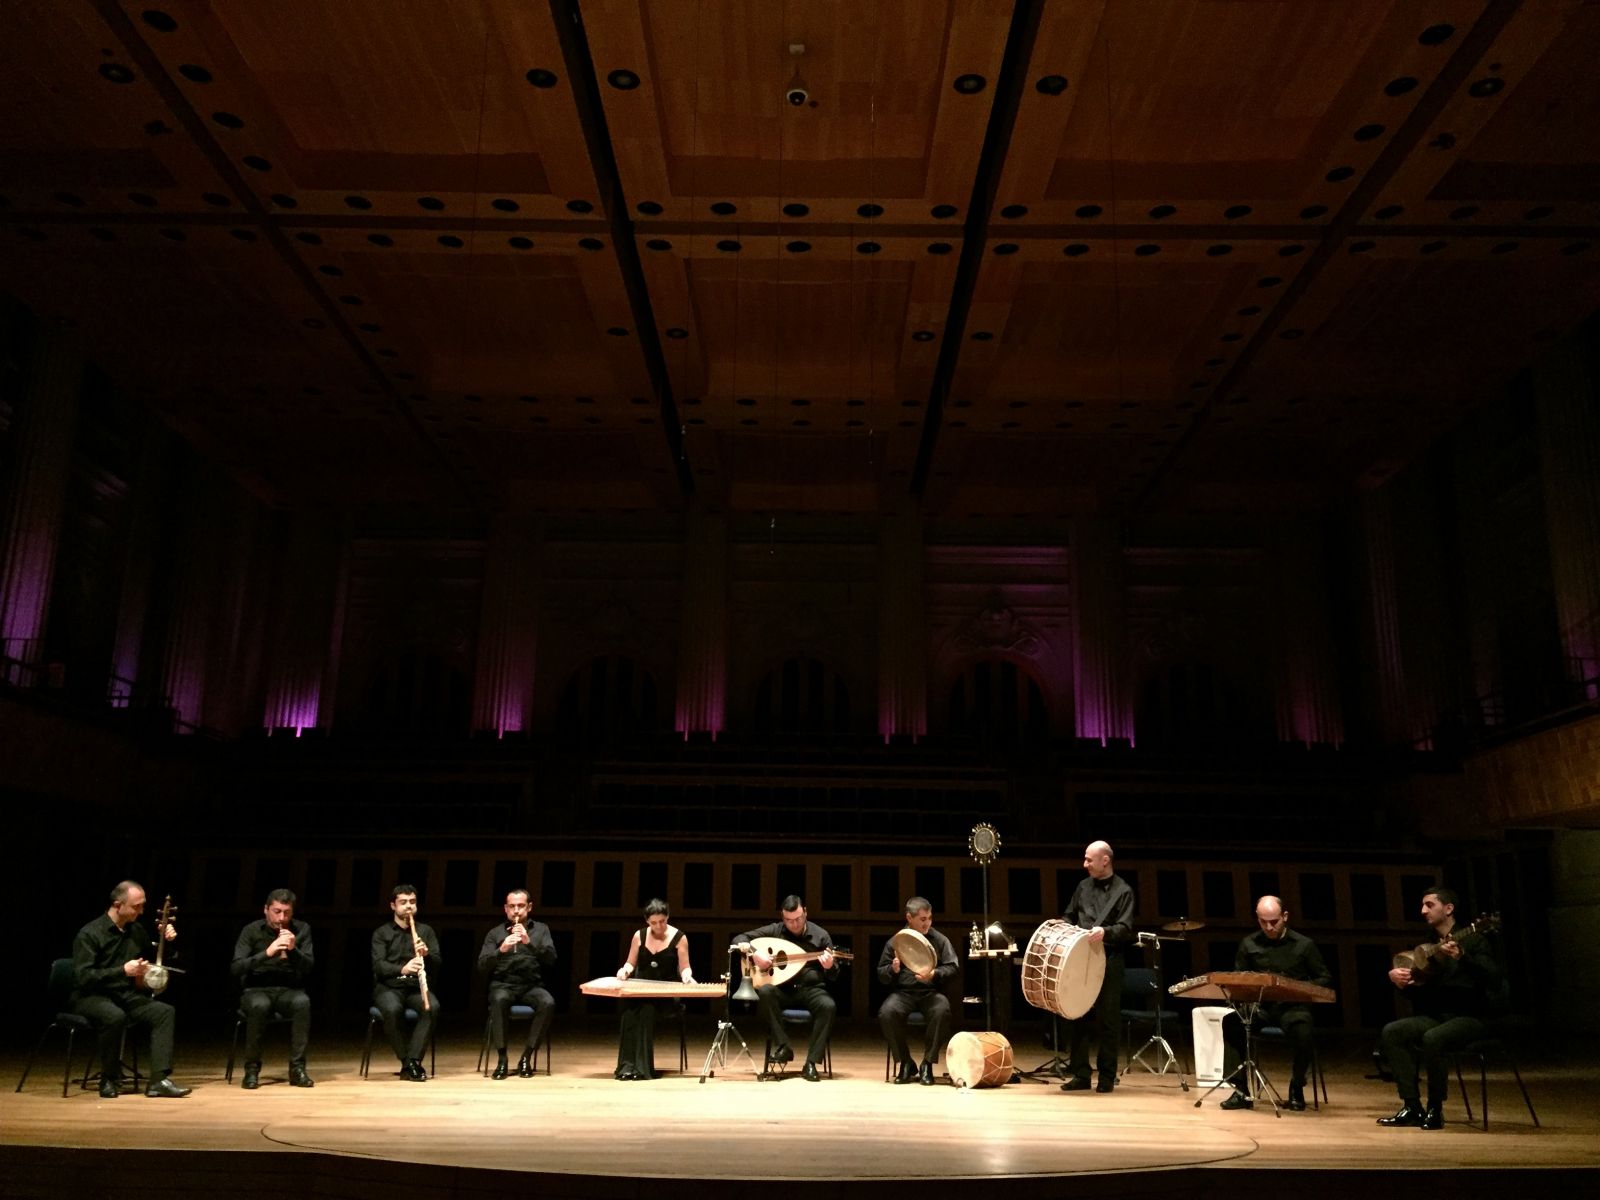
891 928 937 975
1020 919 1106 1020
946 1031 1013 1088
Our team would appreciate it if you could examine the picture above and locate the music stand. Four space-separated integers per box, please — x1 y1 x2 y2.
1122 932 1188 1090
697 947 760 1084
1191 981 1283 1117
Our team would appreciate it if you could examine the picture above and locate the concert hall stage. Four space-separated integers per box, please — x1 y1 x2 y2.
2 1026 1594 1199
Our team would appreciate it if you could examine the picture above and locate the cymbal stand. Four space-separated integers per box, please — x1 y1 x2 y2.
1192 986 1283 1117
698 948 760 1084
1018 1014 1070 1082
1123 933 1188 1089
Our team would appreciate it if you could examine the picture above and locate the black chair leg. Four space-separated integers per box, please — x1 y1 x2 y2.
1508 1059 1540 1127
1455 1060 1474 1126
225 1017 242 1084
14 1024 53 1095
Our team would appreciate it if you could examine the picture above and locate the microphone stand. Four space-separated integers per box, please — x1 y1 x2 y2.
1122 932 1188 1089
698 946 760 1083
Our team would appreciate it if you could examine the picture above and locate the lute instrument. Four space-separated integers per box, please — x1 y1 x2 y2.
739 935 853 989
142 896 185 994
1392 913 1500 980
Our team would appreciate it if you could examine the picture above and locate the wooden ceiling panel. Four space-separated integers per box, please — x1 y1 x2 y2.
1000 0 1491 226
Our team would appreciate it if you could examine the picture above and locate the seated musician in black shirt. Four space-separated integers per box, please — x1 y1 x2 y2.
1220 895 1332 1111
230 887 315 1089
1377 886 1501 1131
476 887 557 1079
70 880 191 1098
736 895 840 1082
877 896 960 1085
371 884 441 1082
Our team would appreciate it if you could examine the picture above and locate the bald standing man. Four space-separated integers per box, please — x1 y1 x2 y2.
1220 895 1332 1111
1059 840 1135 1093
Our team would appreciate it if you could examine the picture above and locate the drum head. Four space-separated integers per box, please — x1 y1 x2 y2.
892 927 937 975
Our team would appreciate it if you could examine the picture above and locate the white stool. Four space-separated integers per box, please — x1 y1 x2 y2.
1191 1006 1230 1084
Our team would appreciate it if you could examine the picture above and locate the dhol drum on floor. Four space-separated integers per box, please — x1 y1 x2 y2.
1020 919 1105 1020
945 1031 1013 1089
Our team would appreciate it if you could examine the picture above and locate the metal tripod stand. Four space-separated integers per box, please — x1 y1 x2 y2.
1123 931 1188 1089
698 947 760 1083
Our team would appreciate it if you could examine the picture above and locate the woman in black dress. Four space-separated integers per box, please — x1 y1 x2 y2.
614 898 696 1080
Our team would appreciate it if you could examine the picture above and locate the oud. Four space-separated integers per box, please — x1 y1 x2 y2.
1392 913 1500 980
740 936 854 989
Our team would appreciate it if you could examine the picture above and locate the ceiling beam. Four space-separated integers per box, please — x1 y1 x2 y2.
910 0 1045 500
550 0 695 500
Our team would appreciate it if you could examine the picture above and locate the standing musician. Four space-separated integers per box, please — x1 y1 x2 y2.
736 895 840 1082
371 883 441 1082
1219 895 1331 1111
1377 886 1502 1130
231 887 315 1089
612 898 696 1080
877 896 960 1085
70 880 191 1097
1059 840 1134 1094
476 887 556 1080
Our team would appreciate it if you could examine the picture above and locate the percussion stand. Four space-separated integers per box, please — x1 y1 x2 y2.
1191 987 1283 1117
697 948 760 1084
1018 1014 1071 1082
1123 933 1188 1089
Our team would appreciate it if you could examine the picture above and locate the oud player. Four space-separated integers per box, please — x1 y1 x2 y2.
736 895 840 1081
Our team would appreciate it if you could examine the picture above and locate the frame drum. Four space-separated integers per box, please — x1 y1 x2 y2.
1020 919 1106 1020
945 1031 1013 1089
891 928 937 975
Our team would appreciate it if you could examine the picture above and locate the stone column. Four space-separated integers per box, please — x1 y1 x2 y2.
471 513 542 735
0 332 84 682
1068 518 1132 742
876 512 927 739
675 510 728 736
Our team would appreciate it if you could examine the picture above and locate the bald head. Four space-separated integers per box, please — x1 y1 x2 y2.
1254 895 1288 939
1083 841 1114 880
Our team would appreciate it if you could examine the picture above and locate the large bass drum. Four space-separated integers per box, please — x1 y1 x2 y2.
1020 919 1105 1020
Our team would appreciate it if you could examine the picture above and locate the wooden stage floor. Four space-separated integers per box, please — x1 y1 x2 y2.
2 1024 1595 1199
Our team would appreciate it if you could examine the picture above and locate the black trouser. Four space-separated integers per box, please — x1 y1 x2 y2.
1223 1002 1314 1086
240 987 311 1064
487 983 554 1052
1380 1013 1487 1106
373 986 440 1062
756 980 835 1066
879 989 952 1065
72 994 176 1080
1066 953 1124 1083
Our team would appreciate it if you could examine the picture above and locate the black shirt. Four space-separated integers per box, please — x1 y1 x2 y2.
876 926 959 993
72 914 155 1002
1063 872 1136 953
1409 926 1502 1020
1234 927 1332 989
476 920 557 989
371 920 442 993
231 919 315 990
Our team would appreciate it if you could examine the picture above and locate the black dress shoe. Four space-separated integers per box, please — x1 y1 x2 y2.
919 1062 935 1086
241 1062 261 1090
288 1063 314 1088
517 1052 535 1078
145 1078 191 1098
614 1067 638 1081
1377 1103 1424 1127
98 1078 119 1099
1059 1077 1091 1092
1286 1082 1306 1111
1420 1105 1444 1130
801 1062 821 1082
402 1059 427 1082
1220 1090 1252 1110
771 1043 794 1064
894 1061 917 1084
491 1058 509 1080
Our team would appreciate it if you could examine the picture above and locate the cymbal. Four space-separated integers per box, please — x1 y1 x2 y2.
1161 918 1205 933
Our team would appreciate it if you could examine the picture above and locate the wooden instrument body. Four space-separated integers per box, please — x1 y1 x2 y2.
1392 914 1500 980
946 1031 1013 1089
579 977 727 999
1020 920 1105 1020
744 936 853 989
1168 971 1335 1004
